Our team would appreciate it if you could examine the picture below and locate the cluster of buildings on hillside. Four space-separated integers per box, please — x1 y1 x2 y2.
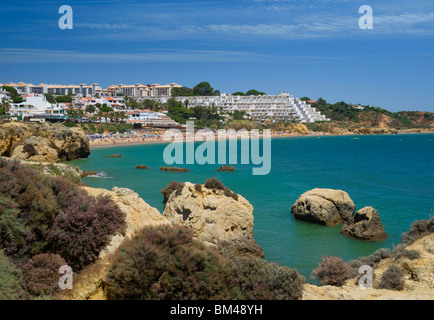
1 82 183 98
177 92 329 123
1 81 330 124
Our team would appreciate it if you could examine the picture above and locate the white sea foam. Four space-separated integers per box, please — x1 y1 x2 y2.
86 172 114 179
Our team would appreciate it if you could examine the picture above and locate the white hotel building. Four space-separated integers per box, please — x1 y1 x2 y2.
1 82 101 97
8 94 65 120
2 82 181 98
177 92 329 123
127 110 179 127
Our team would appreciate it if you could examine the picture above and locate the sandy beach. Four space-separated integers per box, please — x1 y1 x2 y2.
88 131 331 149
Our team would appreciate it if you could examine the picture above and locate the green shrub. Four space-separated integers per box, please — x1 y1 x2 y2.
0 250 23 300
204 178 238 201
392 245 420 261
0 159 125 271
347 248 391 270
0 195 29 258
0 160 58 259
398 249 420 260
311 256 353 286
23 144 37 157
401 218 434 245
223 187 238 201
47 164 62 176
62 122 76 128
377 266 405 291
230 254 304 300
161 181 185 204
204 177 225 191
106 225 236 300
48 194 126 270
22 253 67 297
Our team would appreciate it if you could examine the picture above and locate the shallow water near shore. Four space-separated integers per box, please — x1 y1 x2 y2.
70 133 434 279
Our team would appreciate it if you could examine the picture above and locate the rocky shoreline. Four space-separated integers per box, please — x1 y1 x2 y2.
62 182 433 300
0 122 90 162
0 122 432 300
1 155 432 300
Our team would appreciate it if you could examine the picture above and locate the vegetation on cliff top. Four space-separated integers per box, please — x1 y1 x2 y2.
311 217 434 290
0 158 126 299
106 225 305 300
307 98 434 129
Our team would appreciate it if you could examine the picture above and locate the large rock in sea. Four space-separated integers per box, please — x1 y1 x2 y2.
217 165 236 172
291 188 355 226
340 206 388 241
162 182 263 257
0 122 90 162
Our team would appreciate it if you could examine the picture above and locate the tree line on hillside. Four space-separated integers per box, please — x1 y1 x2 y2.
2 86 24 104
301 97 432 128
171 82 266 97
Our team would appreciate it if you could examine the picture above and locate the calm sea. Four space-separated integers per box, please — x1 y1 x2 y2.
70 133 434 279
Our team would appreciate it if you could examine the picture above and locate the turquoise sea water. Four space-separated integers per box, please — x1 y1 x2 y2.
70 133 434 279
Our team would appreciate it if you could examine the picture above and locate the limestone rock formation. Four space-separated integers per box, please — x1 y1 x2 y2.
352 127 398 135
135 165 149 169
162 182 262 256
105 154 122 158
1 157 83 183
0 122 90 162
291 188 355 226
340 206 388 241
330 127 352 135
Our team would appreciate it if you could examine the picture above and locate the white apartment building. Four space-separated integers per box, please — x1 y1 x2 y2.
1 82 101 97
48 83 100 97
99 83 182 98
8 94 65 120
2 81 181 99
75 96 125 110
127 110 178 126
177 92 329 123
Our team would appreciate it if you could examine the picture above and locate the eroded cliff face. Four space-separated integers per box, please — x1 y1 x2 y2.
0 122 90 162
303 233 434 300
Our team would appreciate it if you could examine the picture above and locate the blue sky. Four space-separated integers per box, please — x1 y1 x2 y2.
1 0 433 111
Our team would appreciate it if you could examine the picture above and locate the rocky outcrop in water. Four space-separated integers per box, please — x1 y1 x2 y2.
162 181 263 257
217 165 236 172
160 166 190 172
340 206 388 241
0 122 90 162
291 188 355 226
